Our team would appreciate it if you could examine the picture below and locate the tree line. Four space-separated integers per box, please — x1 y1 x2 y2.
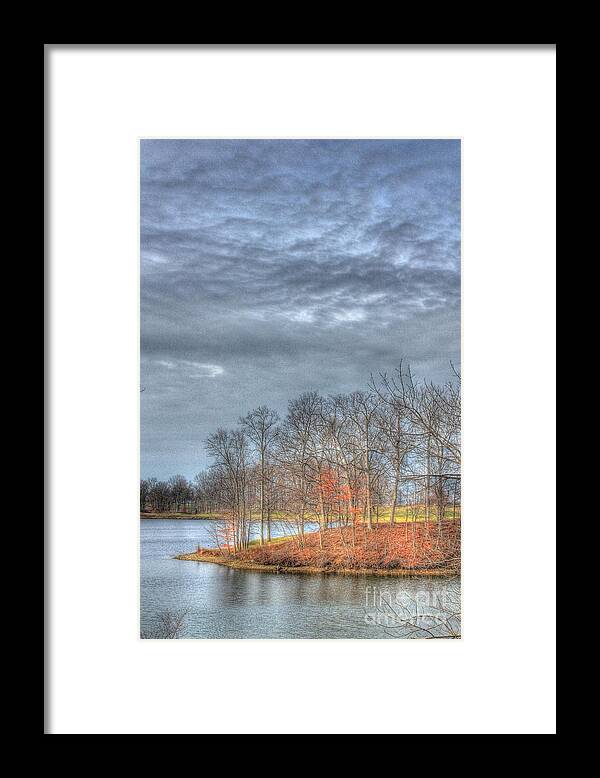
141 362 461 552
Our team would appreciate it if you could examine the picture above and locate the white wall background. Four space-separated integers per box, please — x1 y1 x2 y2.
47 45 556 734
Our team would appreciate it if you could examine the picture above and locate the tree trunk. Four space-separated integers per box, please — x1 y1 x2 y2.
365 450 372 530
390 469 399 525
260 450 265 545
425 435 431 528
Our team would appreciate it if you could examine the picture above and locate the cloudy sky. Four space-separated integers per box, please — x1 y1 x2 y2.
141 139 460 479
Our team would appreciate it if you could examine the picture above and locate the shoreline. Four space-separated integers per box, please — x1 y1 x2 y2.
141 513 219 520
175 551 458 578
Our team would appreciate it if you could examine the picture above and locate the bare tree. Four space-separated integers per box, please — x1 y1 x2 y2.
346 391 382 530
276 392 323 546
205 428 251 550
240 406 280 544
375 403 414 525
141 608 189 639
168 475 192 513
372 361 460 530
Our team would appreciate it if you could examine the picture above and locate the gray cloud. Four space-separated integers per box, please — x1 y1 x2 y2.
141 139 460 478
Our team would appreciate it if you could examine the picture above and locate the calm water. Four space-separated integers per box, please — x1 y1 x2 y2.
140 519 460 639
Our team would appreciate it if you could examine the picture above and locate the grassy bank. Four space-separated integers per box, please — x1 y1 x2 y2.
175 551 455 577
142 506 460 523
141 512 217 520
176 522 460 577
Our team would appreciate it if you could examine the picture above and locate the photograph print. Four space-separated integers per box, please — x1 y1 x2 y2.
140 139 461 639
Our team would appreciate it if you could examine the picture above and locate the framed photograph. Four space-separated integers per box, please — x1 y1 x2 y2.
46 44 556 734
140 137 462 641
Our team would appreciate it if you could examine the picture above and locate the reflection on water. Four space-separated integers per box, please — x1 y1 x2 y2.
140 519 460 639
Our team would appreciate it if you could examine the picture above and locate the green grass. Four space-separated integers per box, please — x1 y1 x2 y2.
247 506 460 546
248 533 297 547
362 506 460 524
142 506 461 526
259 506 460 526
140 512 215 519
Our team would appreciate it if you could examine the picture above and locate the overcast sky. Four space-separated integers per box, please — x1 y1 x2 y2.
141 139 460 479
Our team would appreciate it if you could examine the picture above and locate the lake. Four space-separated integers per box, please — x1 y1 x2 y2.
140 519 461 639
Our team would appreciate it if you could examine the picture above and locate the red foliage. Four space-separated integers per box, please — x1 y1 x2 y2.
316 468 364 525
216 519 235 552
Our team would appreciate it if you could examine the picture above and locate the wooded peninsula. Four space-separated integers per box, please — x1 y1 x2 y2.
141 363 461 575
